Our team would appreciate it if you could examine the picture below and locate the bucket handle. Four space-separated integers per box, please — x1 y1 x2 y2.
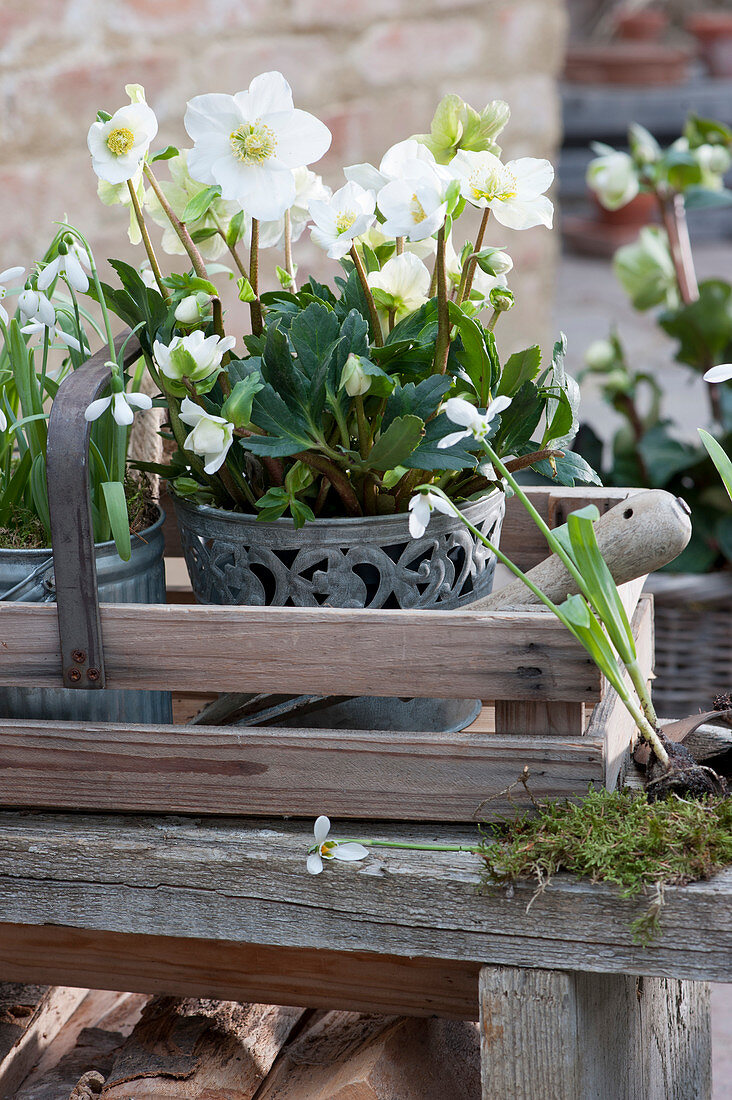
46 329 141 689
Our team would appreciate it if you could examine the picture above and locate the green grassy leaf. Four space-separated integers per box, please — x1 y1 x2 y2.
699 428 732 501
101 480 132 561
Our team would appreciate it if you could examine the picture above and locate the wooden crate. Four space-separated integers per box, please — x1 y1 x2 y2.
0 486 651 821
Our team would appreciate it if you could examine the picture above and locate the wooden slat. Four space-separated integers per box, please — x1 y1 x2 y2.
0 603 602 701
0 814 728 983
0 722 604 819
493 701 585 737
500 487 633 570
0 926 480 1021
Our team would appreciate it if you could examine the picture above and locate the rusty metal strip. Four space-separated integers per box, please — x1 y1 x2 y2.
46 331 142 688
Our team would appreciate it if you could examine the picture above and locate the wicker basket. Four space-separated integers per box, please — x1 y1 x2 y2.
644 571 732 718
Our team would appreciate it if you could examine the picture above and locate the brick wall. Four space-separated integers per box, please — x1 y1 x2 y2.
0 0 567 353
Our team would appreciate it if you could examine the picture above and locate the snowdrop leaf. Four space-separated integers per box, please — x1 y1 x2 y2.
364 415 424 471
567 507 635 664
29 453 51 540
700 428 732 501
101 480 132 562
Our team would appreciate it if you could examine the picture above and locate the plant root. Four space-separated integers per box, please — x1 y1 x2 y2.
645 732 729 801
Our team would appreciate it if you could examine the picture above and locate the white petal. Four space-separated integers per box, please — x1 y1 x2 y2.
409 513 426 538
0 408 6 432
202 441 231 474
491 194 553 231
179 396 205 427
437 429 470 450
268 108 332 169
444 397 480 428
314 815 331 844
306 852 324 875
112 392 135 426
486 395 512 418
0 303 7 325
509 157 554 198
64 250 89 293
703 364 732 383
332 842 369 862
344 163 387 192
84 395 112 422
184 93 240 142
37 256 61 292
0 266 24 284
431 495 455 517
215 160 295 221
244 71 294 118
126 391 153 410
56 329 82 352
186 132 233 186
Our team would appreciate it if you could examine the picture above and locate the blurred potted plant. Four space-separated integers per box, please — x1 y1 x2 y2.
0 226 170 723
581 113 732 716
686 10 732 78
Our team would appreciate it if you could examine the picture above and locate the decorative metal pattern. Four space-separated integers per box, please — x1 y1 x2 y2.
173 492 505 609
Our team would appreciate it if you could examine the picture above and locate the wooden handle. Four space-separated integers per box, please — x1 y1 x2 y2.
474 489 691 611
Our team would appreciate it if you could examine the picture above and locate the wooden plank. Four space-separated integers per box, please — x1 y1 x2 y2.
0 814 728 984
0 985 89 1098
0 603 602 700
0 721 604 819
493 701 585 738
500 486 632 570
479 966 711 1100
0 927 481 1020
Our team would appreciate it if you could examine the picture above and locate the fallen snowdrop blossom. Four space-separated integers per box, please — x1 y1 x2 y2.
450 150 554 230
85 387 152 426
704 364 732 384
87 101 159 184
437 394 512 450
185 71 331 221
0 266 25 325
309 181 376 260
38 242 92 294
179 397 235 474
306 815 369 875
408 489 456 539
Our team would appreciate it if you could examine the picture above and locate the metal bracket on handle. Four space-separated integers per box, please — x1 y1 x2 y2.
46 330 141 689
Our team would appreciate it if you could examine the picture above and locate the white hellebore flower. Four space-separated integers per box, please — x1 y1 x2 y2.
306 815 369 875
145 151 242 261
309 181 376 260
450 150 554 230
704 364 732 384
408 490 455 539
179 397 235 475
586 150 639 212
184 71 332 222
153 330 236 389
437 395 512 450
244 166 333 251
0 266 25 325
87 101 158 184
345 138 440 193
38 242 91 294
367 252 431 326
378 161 448 242
85 387 153 427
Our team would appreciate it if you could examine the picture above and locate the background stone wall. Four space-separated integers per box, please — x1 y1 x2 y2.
0 0 567 354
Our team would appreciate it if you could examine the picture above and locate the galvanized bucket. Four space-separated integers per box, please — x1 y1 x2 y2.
0 511 172 723
173 491 506 732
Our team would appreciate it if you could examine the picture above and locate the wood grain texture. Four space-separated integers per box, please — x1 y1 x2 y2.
0 814 728 984
480 966 711 1100
0 720 604 819
0 927 481 1020
0 985 88 1099
0 603 601 701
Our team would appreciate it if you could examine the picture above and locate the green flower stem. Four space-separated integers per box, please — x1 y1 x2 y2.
395 237 405 256
486 308 501 332
354 394 369 460
431 226 450 375
143 165 208 281
326 839 481 854
349 245 383 347
457 207 490 305
126 180 168 299
65 226 116 362
249 218 264 336
283 209 297 293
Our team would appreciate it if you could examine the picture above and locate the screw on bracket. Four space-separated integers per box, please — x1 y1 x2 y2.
72 649 86 664
86 668 100 682
68 668 82 683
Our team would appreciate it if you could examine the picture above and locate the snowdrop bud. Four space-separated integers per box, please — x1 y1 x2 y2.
489 286 514 312
340 353 371 397
584 339 616 372
174 292 211 325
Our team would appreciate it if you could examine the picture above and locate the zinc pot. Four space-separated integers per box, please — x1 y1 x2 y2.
172 491 506 732
0 510 172 723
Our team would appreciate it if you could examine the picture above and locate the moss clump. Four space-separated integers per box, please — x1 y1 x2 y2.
480 789 732 943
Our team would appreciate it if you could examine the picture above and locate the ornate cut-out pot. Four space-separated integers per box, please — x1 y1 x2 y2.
172 490 505 731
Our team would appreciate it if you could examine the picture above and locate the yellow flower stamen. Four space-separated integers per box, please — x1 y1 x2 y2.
410 193 427 224
106 127 136 157
470 166 518 203
229 121 277 164
335 210 357 235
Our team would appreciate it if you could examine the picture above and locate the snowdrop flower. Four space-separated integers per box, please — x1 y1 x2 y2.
450 150 554 230
437 395 512 450
408 490 455 539
367 252 431 327
0 408 6 433
87 101 158 185
0 266 25 325
85 386 153 427
37 242 91 294
378 161 448 242
345 138 440 193
145 151 242 261
184 71 331 222
179 397 235 474
21 320 82 352
306 815 369 875
309 181 376 260
586 150 639 212
153 331 236 395
704 364 732 384
18 288 56 327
